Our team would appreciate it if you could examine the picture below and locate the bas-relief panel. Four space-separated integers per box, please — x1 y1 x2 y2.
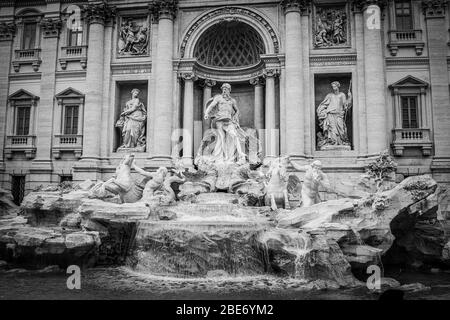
313 3 349 49
117 16 150 57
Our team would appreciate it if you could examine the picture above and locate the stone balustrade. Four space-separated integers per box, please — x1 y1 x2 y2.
5 135 37 159
392 128 432 156
59 45 88 70
387 29 425 56
12 48 42 72
52 134 83 159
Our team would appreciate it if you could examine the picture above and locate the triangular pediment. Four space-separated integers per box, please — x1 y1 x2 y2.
8 89 39 101
55 87 84 100
389 75 429 89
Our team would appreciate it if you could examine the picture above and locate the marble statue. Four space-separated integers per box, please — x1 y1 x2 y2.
116 89 147 152
118 19 149 55
132 162 185 205
202 83 247 164
89 154 143 203
264 156 302 211
289 159 331 207
316 81 352 150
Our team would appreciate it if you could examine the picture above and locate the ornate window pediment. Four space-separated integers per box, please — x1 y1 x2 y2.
55 87 85 102
389 76 432 157
8 89 39 104
53 88 84 159
5 89 39 159
388 75 428 89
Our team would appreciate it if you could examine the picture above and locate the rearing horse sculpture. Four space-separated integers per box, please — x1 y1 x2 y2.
264 156 301 211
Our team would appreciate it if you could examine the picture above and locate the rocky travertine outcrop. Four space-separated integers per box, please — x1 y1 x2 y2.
257 229 360 288
0 174 448 286
277 175 448 271
21 190 92 226
0 221 100 269
0 188 19 217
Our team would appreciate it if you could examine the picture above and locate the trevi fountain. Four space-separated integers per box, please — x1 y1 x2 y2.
0 84 450 300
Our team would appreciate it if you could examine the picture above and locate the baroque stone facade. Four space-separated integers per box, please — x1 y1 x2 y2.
0 0 450 205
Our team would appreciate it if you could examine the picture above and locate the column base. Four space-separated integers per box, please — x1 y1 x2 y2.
431 157 450 173
145 155 173 168
181 156 193 167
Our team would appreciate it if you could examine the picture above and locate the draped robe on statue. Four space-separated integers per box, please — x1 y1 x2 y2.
316 91 350 148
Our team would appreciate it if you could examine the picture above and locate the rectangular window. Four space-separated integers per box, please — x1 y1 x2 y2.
12 175 25 206
64 105 79 135
401 96 418 128
16 106 31 135
22 22 37 49
68 27 83 47
395 1 413 30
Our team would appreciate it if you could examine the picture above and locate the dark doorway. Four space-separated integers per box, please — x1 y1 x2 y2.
11 175 25 205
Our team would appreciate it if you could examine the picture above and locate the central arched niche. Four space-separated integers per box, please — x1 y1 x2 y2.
193 21 265 68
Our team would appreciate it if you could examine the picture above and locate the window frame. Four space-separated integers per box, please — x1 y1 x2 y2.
395 0 413 30
22 21 38 49
67 25 83 47
400 95 419 129
63 104 79 135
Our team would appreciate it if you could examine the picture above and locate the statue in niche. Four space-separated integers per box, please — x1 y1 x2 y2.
116 88 147 152
316 81 352 150
118 18 149 55
314 7 347 47
201 83 247 164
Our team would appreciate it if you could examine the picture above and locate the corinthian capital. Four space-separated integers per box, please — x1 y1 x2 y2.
180 72 197 81
40 17 62 38
0 22 16 41
422 0 447 18
280 0 311 15
83 2 116 25
150 0 178 21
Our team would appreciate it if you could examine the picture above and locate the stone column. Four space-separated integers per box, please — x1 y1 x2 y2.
31 16 62 175
362 1 388 155
250 76 265 157
354 7 368 156
250 77 265 131
151 0 177 165
0 21 16 174
181 72 197 166
264 69 279 161
423 0 450 169
202 79 215 134
281 0 305 158
79 2 114 165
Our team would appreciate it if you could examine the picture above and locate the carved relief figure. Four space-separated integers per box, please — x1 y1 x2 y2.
89 154 143 203
118 18 149 55
289 159 331 208
314 6 347 47
316 81 352 149
132 163 185 205
201 83 247 164
116 89 147 152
